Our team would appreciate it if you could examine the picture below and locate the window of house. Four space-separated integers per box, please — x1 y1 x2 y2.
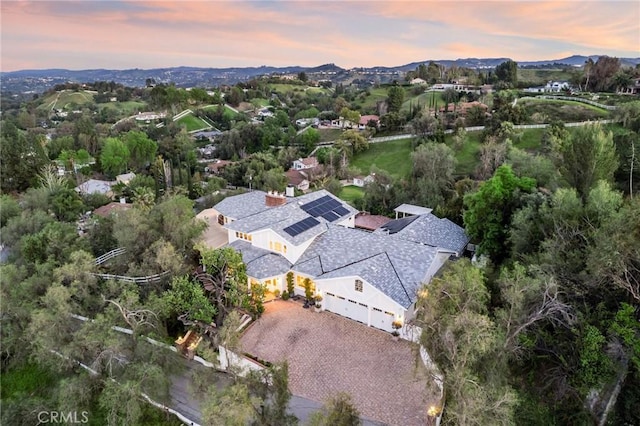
373 307 382 313
355 279 363 292
269 241 283 253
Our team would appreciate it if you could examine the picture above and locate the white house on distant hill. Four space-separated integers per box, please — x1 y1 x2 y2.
211 190 470 332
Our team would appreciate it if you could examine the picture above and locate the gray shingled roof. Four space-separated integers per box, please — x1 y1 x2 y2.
378 214 470 255
293 225 437 308
229 240 292 279
213 190 283 220
225 189 356 245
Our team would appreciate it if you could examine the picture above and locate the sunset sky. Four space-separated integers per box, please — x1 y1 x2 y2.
1 1 639 71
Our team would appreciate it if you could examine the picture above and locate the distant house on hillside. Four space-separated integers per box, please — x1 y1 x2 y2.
358 115 380 130
285 169 310 191
206 160 233 175
93 201 132 218
617 78 640 95
292 157 319 171
75 179 114 196
545 81 570 92
353 174 375 187
410 78 427 85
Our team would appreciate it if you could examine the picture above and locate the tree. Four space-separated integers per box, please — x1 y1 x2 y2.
297 71 308 82
411 142 456 208
416 260 517 425
337 129 368 154
0 121 48 192
309 392 360 426
558 123 618 199
100 137 130 177
386 86 404 113
0 195 21 228
124 130 157 171
463 165 536 262
495 60 518 86
196 245 249 327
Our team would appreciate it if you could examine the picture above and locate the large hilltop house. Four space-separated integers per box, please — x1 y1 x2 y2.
213 190 469 332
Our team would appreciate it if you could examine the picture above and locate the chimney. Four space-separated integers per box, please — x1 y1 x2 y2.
285 185 295 197
265 191 287 207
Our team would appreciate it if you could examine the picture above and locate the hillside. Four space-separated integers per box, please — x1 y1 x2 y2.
3 55 639 93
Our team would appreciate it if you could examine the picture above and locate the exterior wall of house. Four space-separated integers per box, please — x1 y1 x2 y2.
250 275 284 293
336 214 355 228
251 229 314 264
314 275 407 332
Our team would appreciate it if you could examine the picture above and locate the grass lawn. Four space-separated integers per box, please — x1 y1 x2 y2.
37 90 95 111
518 69 573 85
446 131 482 176
514 128 544 151
176 113 211 131
400 91 443 113
520 98 610 123
351 138 413 178
318 128 344 142
353 87 390 111
339 185 365 205
99 100 147 115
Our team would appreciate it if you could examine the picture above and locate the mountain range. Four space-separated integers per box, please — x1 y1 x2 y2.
2 55 639 93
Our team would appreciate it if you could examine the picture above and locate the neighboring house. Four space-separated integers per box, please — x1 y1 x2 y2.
193 130 222 142
358 115 380 130
292 157 319 171
212 191 470 332
410 78 427 85
523 86 546 94
285 169 310 191
93 201 132 218
618 78 640 95
116 172 136 185
206 160 233 175
75 179 115 196
545 81 570 92
352 174 374 187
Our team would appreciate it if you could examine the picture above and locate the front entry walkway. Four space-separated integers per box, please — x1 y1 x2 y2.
240 300 438 426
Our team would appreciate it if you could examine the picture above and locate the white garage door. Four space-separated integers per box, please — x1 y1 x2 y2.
325 292 369 324
370 307 394 331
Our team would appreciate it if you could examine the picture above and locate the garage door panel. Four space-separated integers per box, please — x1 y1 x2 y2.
325 293 368 324
370 307 393 331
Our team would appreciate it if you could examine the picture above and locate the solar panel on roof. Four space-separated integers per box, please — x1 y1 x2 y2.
320 211 337 222
283 217 320 237
334 206 349 216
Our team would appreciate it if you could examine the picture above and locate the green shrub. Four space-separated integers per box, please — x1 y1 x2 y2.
282 291 289 300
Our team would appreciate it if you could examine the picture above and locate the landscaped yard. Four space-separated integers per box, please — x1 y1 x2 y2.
338 185 364 205
317 128 344 142
519 98 610 123
351 138 413 178
175 113 211 132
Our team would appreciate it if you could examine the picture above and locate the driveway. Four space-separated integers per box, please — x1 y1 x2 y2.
196 208 228 248
240 300 438 426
